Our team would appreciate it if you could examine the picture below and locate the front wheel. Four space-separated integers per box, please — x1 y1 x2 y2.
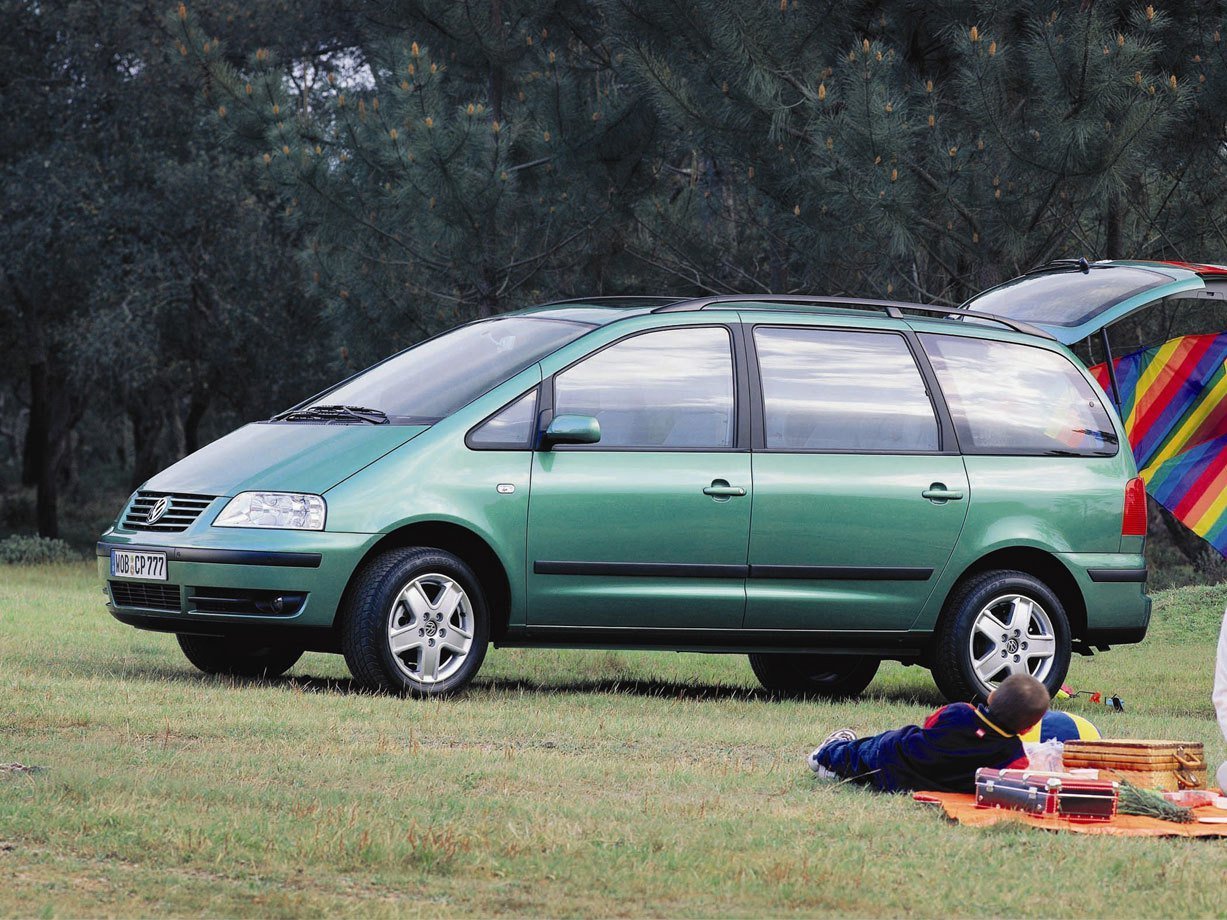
341 547 490 697
748 653 880 698
177 634 303 678
931 569 1071 704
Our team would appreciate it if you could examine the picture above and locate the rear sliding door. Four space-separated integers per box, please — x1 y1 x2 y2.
744 324 969 631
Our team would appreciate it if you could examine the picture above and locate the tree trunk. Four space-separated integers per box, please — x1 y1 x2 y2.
769 238 788 292
36 441 58 539
184 391 210 455
489 0 505 125
1104 192 1123 260
129 406 164 491
170 399 187 460
22 360 48 488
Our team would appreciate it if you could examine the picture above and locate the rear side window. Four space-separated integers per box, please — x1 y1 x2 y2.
920 334 1119 456
553 327 735 449
754 327 939 451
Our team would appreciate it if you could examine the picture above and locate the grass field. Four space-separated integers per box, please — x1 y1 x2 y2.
2 564 1226 918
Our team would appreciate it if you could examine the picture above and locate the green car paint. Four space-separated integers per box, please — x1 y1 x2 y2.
98 297 1151 699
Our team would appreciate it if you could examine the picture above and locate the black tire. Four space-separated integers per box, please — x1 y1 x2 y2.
340 547 490 697
176 634 303 678
931 569 1071 704
748 653 880 698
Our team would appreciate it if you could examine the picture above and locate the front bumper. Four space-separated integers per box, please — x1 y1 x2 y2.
98 527 377 632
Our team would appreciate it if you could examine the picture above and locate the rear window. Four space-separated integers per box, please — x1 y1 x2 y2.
921 334 1119 456
964 266 1172 328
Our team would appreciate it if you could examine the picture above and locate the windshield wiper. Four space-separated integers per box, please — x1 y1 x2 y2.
275 404 389 424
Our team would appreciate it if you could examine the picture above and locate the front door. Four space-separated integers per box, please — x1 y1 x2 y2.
526 325 751 629
744 324 969 631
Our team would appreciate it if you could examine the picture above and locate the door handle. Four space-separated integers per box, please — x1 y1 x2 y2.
922 483 964 503
703 480 747 498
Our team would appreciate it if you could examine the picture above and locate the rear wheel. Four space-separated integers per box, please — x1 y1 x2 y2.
932 569 1070 703
748 653 880 698
341 547 490 697
177 634 303 678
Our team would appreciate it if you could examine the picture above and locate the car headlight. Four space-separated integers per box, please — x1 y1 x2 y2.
213 492 326 530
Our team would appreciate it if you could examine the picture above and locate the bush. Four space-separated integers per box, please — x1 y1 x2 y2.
0 489 36 529
0 535 81 565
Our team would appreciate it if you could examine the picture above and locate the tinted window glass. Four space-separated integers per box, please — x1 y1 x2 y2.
554 327 735 449
754 328 939 451
469 389 538 447
304 317 586 422
921 334 1119 455
964 266 1171 327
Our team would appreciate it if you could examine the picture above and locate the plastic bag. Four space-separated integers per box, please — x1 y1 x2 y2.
1023 739 1065 773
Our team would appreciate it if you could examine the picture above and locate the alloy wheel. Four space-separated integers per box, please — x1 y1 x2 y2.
966 593 1057 691
386 572 475 685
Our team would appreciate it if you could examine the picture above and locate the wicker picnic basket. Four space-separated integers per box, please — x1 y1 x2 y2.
1063 739 1207 791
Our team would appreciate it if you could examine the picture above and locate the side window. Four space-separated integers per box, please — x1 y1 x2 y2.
754 327 939 451
920 334 1119 456
468 389 538 448
553 327 735 449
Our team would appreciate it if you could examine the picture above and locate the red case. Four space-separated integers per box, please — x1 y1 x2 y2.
974 768 1118 822
1053 777 1118 822
974 768 1059 815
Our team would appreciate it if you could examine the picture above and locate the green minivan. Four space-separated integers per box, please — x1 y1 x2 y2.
98 292 1152 702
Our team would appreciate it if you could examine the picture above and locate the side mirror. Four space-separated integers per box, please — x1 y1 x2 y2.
542 414 601 448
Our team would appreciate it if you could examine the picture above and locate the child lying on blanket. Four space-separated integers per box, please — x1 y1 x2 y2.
808 673 1050 794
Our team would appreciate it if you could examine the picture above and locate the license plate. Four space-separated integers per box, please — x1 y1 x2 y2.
110 549 167 582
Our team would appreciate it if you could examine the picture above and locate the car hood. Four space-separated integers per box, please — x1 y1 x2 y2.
962 260 1221 345
142 422 430 497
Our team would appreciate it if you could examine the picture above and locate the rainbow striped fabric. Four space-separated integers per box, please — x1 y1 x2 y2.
1089 333 1227 555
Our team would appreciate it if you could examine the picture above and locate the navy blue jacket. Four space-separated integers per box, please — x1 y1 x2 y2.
816 703 1028 793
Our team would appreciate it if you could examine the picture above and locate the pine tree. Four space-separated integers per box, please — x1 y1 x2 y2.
0 0 336 533
603 0 1209 302
177 0 658 365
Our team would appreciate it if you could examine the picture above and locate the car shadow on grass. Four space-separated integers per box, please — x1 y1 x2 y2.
91 660 947 708
297 676 948 709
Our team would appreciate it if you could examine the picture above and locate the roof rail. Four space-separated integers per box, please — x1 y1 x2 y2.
652 294 1053 339
539 295 687 307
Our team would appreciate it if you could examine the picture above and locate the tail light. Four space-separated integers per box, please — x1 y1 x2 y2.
1122 477 1147 536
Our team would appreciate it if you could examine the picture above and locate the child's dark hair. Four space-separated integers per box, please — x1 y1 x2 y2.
987 674 1050 734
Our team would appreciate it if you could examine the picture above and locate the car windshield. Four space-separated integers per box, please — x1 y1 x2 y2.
965 266 1173 327
299 317 589 423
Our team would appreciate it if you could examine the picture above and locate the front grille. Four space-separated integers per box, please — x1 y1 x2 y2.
109 581 182 612
122 491 215 532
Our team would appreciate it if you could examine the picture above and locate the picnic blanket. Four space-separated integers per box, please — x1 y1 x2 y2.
914 791 1227 838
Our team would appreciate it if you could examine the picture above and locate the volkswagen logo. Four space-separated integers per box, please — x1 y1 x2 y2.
146 496 170 525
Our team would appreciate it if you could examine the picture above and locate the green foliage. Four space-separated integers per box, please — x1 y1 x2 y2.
175 0 656 364
0 0 346 533
5 0 1227 570
606 0 1216 299
0 535 80 565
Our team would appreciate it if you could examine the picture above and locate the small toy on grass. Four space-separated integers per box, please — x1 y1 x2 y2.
1058 683 1125 711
